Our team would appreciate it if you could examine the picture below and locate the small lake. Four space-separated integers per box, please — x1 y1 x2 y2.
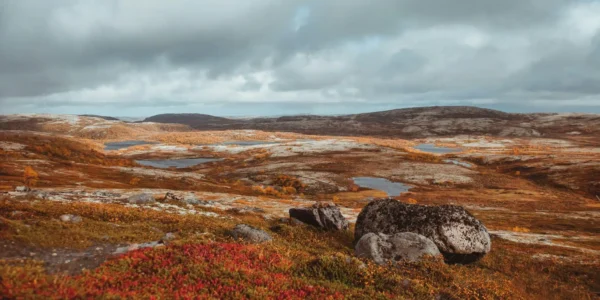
414 143 461 154
136 158 222 169
105 140 155 150
353 177 410 196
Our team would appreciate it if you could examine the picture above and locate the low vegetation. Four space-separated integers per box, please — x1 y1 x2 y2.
1 198 598 299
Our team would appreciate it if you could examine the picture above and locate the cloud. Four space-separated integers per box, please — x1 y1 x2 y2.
0 0 599 116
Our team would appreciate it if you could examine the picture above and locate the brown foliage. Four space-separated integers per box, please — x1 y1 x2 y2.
23 166 39 188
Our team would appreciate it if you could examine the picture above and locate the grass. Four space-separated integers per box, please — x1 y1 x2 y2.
1 198 599 299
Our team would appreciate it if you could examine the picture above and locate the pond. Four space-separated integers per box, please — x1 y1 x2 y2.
135 158 223 169
352 177 410 197
105 140 155 151
414 143 461 154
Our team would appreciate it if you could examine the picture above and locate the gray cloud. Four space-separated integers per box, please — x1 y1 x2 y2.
1 0 599 116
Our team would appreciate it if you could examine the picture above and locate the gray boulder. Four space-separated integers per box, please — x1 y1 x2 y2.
289 202 349 231
355 198 491 264
355 232 441 264
127 193 155 204
230 224 272 243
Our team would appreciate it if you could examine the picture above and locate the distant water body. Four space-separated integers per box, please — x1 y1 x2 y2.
352 177 410 196
136 158 222 169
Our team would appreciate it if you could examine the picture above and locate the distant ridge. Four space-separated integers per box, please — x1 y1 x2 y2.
143 113 239 128
141 106 599 138
79 114 120 121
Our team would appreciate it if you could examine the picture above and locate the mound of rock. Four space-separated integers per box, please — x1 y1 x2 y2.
230 224 272 243
164 192 199 204
289 202 349 231
355 232 441 264
127 193 155 204
355 199 491 264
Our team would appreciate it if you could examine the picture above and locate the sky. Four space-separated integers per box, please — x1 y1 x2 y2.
1 0 600 117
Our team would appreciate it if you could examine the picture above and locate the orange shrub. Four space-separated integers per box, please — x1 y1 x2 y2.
23 166 39 188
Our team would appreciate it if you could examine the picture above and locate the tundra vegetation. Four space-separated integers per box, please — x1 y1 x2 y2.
0 111 599 299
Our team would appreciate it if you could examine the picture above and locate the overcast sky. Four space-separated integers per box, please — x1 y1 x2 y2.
1 0 600 117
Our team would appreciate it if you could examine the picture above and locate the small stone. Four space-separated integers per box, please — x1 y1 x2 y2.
229 224 272 243
52 253 57 256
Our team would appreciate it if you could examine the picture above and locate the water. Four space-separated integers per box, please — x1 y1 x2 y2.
444 159 473 168
105 140 155 150
136 158 222 169
414 143 461 154
352 177 410 196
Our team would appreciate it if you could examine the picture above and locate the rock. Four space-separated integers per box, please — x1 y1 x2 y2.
229 224 272 243
127 193 155 204
355 198 491 264
289 202 349 231
355 232 441 264
290 218 305 226
162 232 176 241
164 192 182 202
92 190 121 198
59 214 83 223
228 206 266 214
164 192 200 204
15 186 30 192
182 193 199 205
114 241 164 255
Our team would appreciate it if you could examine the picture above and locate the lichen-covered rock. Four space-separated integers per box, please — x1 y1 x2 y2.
230 224 272 243
355 232 441 264
289 202 349 231
127 193 155 204
355 198 491 264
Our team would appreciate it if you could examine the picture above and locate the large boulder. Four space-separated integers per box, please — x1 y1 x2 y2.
230 224 272 243
355 232 441 264
355 198 491 264
289 202 349 231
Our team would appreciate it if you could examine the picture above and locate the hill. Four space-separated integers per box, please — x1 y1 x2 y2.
143 106 600 139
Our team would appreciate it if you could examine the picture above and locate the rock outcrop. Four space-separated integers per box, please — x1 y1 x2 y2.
289 202 349 231
127 193 155 204
164 192 199 205
355 232 441 264
230 224 272 243
355 198 491 263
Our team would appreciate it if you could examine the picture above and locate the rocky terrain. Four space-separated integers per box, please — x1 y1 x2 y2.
0 111 599 299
